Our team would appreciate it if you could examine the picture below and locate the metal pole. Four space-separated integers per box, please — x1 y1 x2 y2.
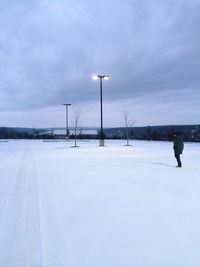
66 105 68 140
100 77 103 137
63 104 71 141
99 76 104 146
92 74 109 147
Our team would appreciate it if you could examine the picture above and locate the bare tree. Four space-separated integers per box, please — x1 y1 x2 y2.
72 109 81 147
123 111 134 146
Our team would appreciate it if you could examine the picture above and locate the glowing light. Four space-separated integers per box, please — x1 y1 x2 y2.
92 75 99 80
103 75 109 80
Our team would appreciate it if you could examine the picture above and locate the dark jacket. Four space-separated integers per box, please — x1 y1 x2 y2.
173 135 184 154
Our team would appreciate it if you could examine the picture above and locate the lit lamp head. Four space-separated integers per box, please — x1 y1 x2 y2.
92 74 110 80
103 75 109 80
92 74 99 80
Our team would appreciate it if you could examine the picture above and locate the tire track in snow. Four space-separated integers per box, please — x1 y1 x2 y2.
36 148 70 267
0 142 24 177
0 143 42 267
0 149 24 223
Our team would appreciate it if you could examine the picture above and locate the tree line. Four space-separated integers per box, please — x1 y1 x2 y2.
1 125 200 142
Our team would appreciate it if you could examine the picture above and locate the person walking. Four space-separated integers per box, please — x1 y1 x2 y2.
173 131 184 167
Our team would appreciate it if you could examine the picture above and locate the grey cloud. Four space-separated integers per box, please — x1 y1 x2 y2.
0 0 200 119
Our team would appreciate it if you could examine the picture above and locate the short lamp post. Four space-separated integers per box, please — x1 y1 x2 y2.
63 103 71 140
92 74 109 146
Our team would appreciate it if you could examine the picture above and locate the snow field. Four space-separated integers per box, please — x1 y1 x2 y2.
0 140 200 267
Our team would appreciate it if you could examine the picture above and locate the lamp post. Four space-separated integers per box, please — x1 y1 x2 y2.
92 74 109 146
63 103 71 140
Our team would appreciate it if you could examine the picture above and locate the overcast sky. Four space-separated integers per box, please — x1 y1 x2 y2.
0 0 199 128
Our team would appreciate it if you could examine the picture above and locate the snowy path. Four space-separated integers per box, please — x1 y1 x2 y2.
0 142 42 267
0 140 200 267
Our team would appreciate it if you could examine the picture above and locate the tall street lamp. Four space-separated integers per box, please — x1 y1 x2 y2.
63 103 71 140
92 74 109 146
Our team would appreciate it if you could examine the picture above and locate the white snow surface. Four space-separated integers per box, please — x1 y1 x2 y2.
0 139 200 267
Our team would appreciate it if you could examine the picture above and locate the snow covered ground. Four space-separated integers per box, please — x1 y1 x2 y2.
0 139 200 267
